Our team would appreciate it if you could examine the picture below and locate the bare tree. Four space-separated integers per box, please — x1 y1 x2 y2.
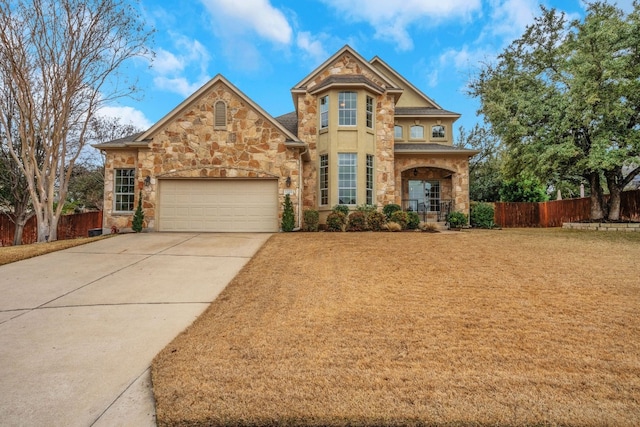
0 0 151 241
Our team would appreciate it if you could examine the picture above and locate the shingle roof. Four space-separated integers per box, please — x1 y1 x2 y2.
306 75 389 94
92 131 146 149
394 143 479 155
395 107 460 117
275 112 298 137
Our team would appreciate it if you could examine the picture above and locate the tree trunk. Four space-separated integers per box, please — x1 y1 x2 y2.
12 211 32 246
588 171 606 220
605 168 623 221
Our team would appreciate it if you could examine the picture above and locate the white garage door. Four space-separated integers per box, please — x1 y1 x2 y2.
158 179 278 232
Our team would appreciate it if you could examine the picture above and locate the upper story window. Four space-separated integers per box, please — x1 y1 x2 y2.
338 91 357 126
394 125 403 139
114 168 135 212
214 100 226 129
432 125 445 138
410 125 424 140
366 96 374 128
319 95 329 129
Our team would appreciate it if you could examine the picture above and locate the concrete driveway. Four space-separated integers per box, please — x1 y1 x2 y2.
0 232 270 426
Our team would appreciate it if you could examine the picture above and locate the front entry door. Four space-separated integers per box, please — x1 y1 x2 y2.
408 180 440 213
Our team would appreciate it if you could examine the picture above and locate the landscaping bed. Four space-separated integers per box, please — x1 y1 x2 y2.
152 229 640 426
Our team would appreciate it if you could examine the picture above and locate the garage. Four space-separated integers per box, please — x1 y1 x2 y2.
158 179 279 232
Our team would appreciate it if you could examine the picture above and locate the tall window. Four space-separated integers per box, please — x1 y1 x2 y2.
410 125 424 139
432 125 445 138
394 125 403 139
366 96 374 128
366 154 374 205
320 95 329 129
338 91 357 126
115 169 135 211
338 153 357 205
214 100 226 128
319 154 329 205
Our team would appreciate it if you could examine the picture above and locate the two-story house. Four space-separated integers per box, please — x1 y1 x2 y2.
95 45 477 232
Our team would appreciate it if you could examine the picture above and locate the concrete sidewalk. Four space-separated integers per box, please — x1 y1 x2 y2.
0 232 270 426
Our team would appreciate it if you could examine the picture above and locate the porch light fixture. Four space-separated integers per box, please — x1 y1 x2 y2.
285 176 291 187
413 168 418 176
144 176 151 187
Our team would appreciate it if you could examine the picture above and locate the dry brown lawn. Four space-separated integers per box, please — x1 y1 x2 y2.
0 235 110 266
152 229 640 427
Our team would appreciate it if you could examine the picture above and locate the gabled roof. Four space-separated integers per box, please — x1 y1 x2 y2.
395 107 461 118
370 55 443 109
292 45 400 93
95 74 302 149
307 75 386 95
275 112 298 137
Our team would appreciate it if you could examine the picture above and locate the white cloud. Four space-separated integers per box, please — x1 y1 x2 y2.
296 31 329 64
488 0 541 40
199 0 292 45
153 48 184 75
98 106 153 130
320 0 482 51
153 76 211 98
149 34 211 98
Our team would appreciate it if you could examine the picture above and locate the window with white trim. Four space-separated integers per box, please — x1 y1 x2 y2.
320 95 329 129
214 100 226 128
338 153 357 205
338 91 357 126
320 154 329 205
366 154 374 205
432 125 445 138
114 168 135 212
366 96 374 128
410 125 424 139
394 125 403 139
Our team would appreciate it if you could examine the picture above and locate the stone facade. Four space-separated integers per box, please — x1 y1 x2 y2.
103 81 301 232
98 46 475 232
394 155 472 214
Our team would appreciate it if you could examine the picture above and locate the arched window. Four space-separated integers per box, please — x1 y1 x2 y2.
394 125 403 139
432 125 445 138
410 125 424 139
214 100 226 129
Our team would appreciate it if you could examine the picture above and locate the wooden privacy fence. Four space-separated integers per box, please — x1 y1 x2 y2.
0 211 103 246
494 189 640 228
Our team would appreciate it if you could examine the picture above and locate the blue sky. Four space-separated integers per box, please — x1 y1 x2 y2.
103 0 636 141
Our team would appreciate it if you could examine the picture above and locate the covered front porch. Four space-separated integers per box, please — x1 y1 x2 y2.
400 166 455 222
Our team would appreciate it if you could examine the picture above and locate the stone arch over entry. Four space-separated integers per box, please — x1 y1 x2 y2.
394 155 471 215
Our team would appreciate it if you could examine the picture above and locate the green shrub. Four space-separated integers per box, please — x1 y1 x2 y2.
447 211 468 228
406 211 420 230
281 194 295 232
303 209 319 232
132 191 144 233
326 211 346 232
347 211 366 231
367 211 386 231
383 203 402 220
389 210 408 229
332 204 350 216
470 202 495 229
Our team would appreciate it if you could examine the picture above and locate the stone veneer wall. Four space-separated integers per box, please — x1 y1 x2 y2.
297 53 396 211
103 82 302 231
394 155 472 215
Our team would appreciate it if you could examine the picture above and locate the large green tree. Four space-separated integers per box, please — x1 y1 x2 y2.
456 124 504 202
469 2 640 220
